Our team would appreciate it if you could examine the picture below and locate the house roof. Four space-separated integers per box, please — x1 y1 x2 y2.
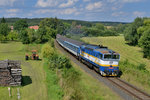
29 26 39 30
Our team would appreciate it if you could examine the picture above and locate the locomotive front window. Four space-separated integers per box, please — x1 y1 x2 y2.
99 54 103 59
112 55 120 59
104 54 112 59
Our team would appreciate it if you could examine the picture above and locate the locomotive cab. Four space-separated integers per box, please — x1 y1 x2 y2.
100 53 120 76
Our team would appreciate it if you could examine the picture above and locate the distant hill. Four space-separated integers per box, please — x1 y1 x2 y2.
92 21 129 26
0 18 129 26
0 18 44 26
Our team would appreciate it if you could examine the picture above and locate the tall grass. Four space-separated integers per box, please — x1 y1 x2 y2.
42 40 83 100
43 59 63 100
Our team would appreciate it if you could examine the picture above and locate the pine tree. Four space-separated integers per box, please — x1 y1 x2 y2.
1 17 6 23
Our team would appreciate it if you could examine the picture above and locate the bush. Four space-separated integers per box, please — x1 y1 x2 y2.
7 31 18 41
62 66 82 100
42 39 82 99
42 43 55 59
137 63 146 71
0 34 6 42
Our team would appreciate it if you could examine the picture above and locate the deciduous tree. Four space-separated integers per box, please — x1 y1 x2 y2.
14 19 28 31
138 29 150 58
124 17 143 45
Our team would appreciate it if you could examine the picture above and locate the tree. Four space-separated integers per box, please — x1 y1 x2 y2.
39 18 65 36
27 28 36 43
137 19 150 37
1 17 6 23
95 23 105 30
14 19 28 31
46 27 57 38
138 29 150 58
36 27 47 43
124 17 144 45
19 30 30 44
0 23 10 36
137 19 150 58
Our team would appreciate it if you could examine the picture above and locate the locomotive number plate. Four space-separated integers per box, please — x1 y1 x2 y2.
109 61 113 64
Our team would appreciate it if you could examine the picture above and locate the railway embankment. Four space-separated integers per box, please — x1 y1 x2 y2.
44 40 121 100
55 39 150 100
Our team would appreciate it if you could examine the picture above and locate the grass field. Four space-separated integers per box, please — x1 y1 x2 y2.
82 36 150 93
0 41 122 100
82 36 150 69
71 62 122 100
0 42 47 100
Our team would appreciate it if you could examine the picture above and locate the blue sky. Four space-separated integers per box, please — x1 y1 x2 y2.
0 0 150 22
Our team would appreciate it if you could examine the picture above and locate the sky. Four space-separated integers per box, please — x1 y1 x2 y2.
0 0 150 22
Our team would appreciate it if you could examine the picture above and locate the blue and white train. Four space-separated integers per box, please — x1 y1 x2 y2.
56 34 120 76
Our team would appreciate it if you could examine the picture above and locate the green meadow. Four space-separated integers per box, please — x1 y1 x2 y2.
82 36 150 94
0 41 121 100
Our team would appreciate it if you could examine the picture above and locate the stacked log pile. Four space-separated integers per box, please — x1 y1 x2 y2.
0 60 22 86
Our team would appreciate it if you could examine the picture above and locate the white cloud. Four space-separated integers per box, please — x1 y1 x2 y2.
107 0 117 3
107 0 143 3
4 13 17 17
86 1 103 10
0 0 17 6
34 7 79 15
112 11 127 17
60 8 78 15
106 0 143 12
122 0 142 3
59 0 78 8
36 0 58 7
133 11 145 17
35 9 56 14
83 0 90 2
6 9 20 13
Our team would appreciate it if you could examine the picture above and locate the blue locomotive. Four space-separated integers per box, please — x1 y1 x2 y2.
56 34 120 76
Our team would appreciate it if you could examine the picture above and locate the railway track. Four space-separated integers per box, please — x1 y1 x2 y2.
55 40 150 100
107 78 150 100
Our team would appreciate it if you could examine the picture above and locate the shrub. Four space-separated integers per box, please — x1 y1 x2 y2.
7 31 18 41
42 43 54 59
137 63 146 71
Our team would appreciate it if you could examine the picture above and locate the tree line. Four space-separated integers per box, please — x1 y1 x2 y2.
0 17 66 44
124 17 150 59
0 17 120 44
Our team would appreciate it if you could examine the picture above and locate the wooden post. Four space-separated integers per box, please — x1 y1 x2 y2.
8 87 11 97
17 88 21 100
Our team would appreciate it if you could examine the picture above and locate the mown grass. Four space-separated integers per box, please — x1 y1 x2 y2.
0 42 48 100
82 36 150 94
56 43 122 100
